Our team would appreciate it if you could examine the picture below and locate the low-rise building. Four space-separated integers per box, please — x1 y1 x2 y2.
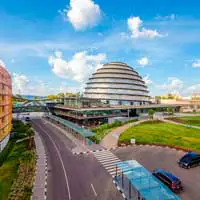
0 65 12 152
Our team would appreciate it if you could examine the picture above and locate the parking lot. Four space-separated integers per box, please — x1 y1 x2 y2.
112 145 200 200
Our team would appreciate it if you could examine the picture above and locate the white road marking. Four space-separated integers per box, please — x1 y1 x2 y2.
96 156 120 162
33 122 72 200
100 158 120 164
102 161 121 167
93 150 122 178
91 183 98 197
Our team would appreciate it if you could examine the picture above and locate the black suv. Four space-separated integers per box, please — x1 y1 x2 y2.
152 169 183 193
178 152 200 169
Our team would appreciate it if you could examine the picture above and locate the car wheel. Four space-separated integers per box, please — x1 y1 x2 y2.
187 165 191 169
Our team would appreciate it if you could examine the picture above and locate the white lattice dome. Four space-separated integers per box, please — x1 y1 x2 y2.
83 62 150 104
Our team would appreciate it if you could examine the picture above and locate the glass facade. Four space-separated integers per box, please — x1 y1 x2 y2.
0 66 12 149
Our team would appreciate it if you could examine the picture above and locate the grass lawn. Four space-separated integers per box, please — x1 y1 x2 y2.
0 141 26 200
89 119 137 144
119 120 200 151
168 115 200 127
0 120 36 200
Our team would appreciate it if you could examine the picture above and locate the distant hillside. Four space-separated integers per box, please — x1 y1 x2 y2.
21 95 46 100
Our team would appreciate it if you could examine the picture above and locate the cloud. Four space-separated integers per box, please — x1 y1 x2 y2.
11 73 79 96
192 59 200 68
62 0 102 30
12 73 30 93
155 14 176 21
157 77 183 94
143 74 153 85
48 51 106 83
0 59 6 68
186 84 200 92
138 57 149 66
127 16 165 39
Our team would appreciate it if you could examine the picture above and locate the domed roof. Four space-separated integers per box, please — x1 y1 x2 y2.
83 62 150 102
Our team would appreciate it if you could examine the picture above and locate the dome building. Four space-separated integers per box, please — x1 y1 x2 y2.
84 62 150 105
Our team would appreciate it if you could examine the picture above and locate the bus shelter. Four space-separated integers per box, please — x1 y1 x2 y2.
115 160 181 200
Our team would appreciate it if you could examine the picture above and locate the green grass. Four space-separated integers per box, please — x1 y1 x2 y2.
119 120 200 151
169 116 200 127
88 119 138 144
0 141 27 200
0 120 36 200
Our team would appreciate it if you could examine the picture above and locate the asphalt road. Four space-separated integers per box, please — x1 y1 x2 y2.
113 145 200 200
32 119 123 200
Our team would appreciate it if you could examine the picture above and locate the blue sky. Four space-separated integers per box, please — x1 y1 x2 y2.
0 0 200 97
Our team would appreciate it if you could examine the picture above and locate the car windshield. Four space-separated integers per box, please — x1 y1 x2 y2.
181 156 191 162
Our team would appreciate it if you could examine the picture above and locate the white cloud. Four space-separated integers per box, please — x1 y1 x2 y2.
143 74 153 85
0 59 6 68
192 59 200 68
12 73 79 96
48 51 106 83
127 16 165 39
155 14 176 21
138 57 149 66
157 77 183 92
63 0 102 30
12 73 30 94
186 84 200 92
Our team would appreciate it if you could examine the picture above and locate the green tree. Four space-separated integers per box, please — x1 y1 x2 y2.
148 109 155 120
47 94 57 99
26 129 34 149
57 93 65 98
167 107 174 115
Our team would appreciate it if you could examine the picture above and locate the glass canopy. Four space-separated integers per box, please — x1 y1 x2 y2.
48 115 94 138
116 160 181 200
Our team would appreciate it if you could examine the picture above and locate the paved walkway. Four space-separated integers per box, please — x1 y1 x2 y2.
100 120 148 149
161 118 200 130
43 119 91 154
32 131 48 200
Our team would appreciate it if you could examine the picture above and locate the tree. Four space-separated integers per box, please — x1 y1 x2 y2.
26 129 34 149
47 94 57 99
167 107 174 115
57 93 65 98
148 109 155 120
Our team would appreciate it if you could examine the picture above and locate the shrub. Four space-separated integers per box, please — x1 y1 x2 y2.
0 140 14 166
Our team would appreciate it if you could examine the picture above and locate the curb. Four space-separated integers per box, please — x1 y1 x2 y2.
73 143 187 156
44 156 48 200
73 145 132 155
32 132 48 200
112 179 127 200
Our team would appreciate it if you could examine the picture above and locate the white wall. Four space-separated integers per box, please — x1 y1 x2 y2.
0 134 10 152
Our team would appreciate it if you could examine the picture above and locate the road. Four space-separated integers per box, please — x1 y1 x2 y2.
32 119 123 200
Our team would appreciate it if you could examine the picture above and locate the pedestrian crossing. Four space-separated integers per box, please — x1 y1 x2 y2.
93 150 121 177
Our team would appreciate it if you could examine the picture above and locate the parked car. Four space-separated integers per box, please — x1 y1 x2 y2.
178 152 200 169
25 117 30 122
152 169 183 193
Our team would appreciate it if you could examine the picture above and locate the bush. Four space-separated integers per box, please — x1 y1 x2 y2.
0 140 14 166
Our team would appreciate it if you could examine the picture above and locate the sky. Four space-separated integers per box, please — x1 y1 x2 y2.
0 0 200 97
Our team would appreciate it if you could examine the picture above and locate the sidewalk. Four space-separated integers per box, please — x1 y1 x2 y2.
100 120 148 149
43 119 90 154
161 118 200 130
32 131 48 200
